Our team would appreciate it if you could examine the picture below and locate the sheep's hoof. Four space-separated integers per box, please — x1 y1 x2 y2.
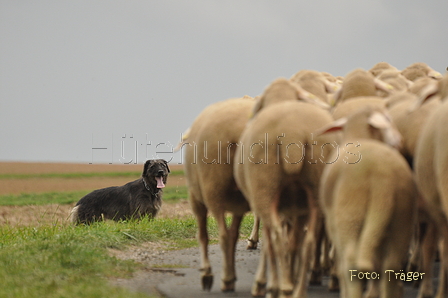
251 281 266 297
279 288 293 298
266 287 280 298
247 239 258 250
328 274 339 292
309 269 322 285
221 278 236 292
201 274 214 291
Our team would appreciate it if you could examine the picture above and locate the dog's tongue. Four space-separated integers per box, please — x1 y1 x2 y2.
156 177 165 189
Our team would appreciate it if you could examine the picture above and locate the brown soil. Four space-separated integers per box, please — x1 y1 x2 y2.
0 162 190 226
0 162 186 195
0 162 185 175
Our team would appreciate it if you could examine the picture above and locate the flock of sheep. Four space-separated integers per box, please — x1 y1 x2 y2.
177 62 448 298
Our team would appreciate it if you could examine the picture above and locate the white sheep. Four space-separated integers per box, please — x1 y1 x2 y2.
234 100 338 298
333 68 394 105
413 74 448 298
318 107 416 298
251 77 330 116
369 61 399 77
182 95 255 292
290 69 338 104
401 62 442 81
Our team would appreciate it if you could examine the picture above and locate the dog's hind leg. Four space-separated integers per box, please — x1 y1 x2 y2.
190 196 213 291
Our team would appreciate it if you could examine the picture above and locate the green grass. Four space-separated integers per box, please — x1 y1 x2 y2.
0 170 184 180
0 185 188 206
0 214 257 298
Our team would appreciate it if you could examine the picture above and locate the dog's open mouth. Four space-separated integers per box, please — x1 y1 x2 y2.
155 176 165 189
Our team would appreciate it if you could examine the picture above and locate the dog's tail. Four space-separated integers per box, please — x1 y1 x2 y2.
69 205 80 225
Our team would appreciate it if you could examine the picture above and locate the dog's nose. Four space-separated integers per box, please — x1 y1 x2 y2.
158 170 164 176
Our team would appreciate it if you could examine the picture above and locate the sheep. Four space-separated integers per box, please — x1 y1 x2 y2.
333 68 394 105
369 61 398 77
234 100 339 298
409 77 439 96
182 95 255 292
251 77 330 116
290 70 338 104
318 106 416 298
387 91 440 166
401 62 442 81
376 69 412 96
331 96 386 120
413 73 448 298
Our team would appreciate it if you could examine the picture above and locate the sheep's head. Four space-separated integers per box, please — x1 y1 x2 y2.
250 78 329 117
317 107 402 150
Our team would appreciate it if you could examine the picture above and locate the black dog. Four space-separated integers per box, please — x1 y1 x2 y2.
70 159 170 224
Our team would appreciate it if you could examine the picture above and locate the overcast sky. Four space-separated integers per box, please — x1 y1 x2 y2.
1 1 447 165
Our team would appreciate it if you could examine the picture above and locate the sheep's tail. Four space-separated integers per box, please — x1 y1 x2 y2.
69 205 80 225
173 127 191 153
356 181 394 272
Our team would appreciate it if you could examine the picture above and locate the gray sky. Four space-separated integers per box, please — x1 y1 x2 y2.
1 1 447 165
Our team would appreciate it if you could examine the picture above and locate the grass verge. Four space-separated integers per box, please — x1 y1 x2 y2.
0 185 188 206
0 213 257 298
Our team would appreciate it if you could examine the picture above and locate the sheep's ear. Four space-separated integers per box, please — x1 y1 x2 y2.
374 78 394 94
332 86 343 105
428 69 442 80
368 112 402 149
143 160 154 176
294 84 330 110
408 81 439 112
367 112 391 129
315 117 347 135
323 79 339 94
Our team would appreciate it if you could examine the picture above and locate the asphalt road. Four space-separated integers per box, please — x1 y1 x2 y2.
156 241 430 298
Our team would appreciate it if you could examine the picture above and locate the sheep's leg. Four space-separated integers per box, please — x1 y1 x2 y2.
252 228 268 297
293 191 321 298
341 242 363 298
309 217 325 285
328 249 339 292
265 225 280 298
408 221 424 274
290 216 307 282
247 215 260 250
436 235 448 298
380 248 405 298
417 222 437 298
321 230 331 276
191 199 213 291
270 196 294 298
215 212 242 292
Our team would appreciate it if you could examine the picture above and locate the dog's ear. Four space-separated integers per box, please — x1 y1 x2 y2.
163 159 170 173
143 160 154 176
